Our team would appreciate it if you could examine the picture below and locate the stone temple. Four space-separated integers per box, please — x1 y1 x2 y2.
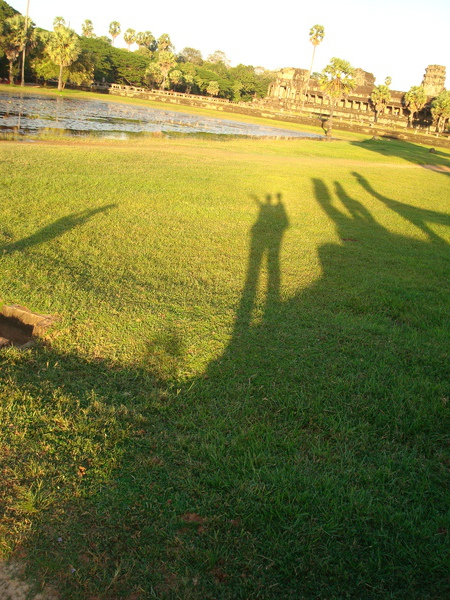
262 65 446 129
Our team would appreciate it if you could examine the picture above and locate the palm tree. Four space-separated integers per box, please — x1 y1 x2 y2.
370 80 391 122
109 21 121 46
303 24 325 106
53 17 66 28
81 19 95 38
123 28 136 51
0 15 28 83
206 80 220 97
20 0 32 86
46 24 81 91
168 68 182 91
319 57 356 137
157 50 176 89
404 85 427 128
157 33 172 52
431 90 450 133
136 31 155 51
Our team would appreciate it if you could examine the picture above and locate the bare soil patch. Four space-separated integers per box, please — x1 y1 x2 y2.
0 561 57 600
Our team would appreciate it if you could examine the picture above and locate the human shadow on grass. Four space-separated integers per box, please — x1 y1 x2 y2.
0 204 117 254
1 183 449 598
236 193 289 328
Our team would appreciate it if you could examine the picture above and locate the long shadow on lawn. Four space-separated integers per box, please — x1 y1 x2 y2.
0 204 117 254
351 136 450 173
1 181 449 598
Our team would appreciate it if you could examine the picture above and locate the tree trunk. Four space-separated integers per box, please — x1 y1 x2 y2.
58 64 63 91
8 59 14 83
327 102 335 137
21 48 26 86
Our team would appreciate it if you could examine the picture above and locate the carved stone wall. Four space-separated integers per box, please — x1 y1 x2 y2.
421 65 446 97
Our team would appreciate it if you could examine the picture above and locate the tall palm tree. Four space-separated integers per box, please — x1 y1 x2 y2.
157 33 172 52
53 17 66 28
136 31 155 51
370 82 391 122
0 14 28 83
81 19 95 38
123 28 136 51
20 0 31 86
46 24 81 91
157 50 176 89
319 57 356 136
109 21 121 46
302 24 325 107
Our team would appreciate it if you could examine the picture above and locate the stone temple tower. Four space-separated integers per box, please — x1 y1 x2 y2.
421 65 446 97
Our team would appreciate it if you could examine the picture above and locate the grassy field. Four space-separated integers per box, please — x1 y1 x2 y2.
0 132 449 599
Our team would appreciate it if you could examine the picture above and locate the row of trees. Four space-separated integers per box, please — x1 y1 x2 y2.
0 5 274 101
1 3 449 133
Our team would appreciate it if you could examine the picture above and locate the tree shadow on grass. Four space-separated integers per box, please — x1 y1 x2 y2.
1 182 449 598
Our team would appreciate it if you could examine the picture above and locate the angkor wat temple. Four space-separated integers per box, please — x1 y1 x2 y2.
261 65 446 130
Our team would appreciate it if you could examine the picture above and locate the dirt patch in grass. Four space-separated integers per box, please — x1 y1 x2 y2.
0 561 57 600
0 315 34 348
422 163 450 173
0 305 58 349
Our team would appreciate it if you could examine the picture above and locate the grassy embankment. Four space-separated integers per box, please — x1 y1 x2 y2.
0 133 449 599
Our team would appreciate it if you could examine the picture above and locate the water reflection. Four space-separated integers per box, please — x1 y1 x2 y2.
0 92 323 139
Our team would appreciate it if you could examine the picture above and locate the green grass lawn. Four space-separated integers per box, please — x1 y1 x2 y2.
0 133 449 599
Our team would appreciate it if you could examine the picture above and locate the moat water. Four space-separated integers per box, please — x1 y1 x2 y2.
0 91 322 139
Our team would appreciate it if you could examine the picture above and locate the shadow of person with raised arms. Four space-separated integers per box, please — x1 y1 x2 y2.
236 193 289 330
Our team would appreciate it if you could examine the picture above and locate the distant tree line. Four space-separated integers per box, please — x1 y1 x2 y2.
0 1 274 102
0 1 449 131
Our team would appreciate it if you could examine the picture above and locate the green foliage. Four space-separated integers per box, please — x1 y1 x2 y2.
431 89 450 132
404 85 428 127
135 31 155 52
178 46 203 65
0 14 32 81
168 68 182 90
206 79 220 97
0 0 18 20
123 28 136 51
53 16 65 28
78 37 149 85
319 57 356 100
108 21 121 46
81 19 95 38
145 61 163 88
113 49 149 86
207 49 230 67
79 36 114 82
370 83 391 121
156 50 176 89
319 57 356 134
46 24 81 90
157 33 173 52
309 24 325 46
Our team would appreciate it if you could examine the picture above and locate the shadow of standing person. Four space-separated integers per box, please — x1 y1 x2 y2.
236 193 289 330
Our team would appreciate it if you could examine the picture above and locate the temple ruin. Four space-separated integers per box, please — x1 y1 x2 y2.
262 65 447 130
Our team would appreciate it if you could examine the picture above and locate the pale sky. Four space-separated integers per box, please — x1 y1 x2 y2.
8 0 450 92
